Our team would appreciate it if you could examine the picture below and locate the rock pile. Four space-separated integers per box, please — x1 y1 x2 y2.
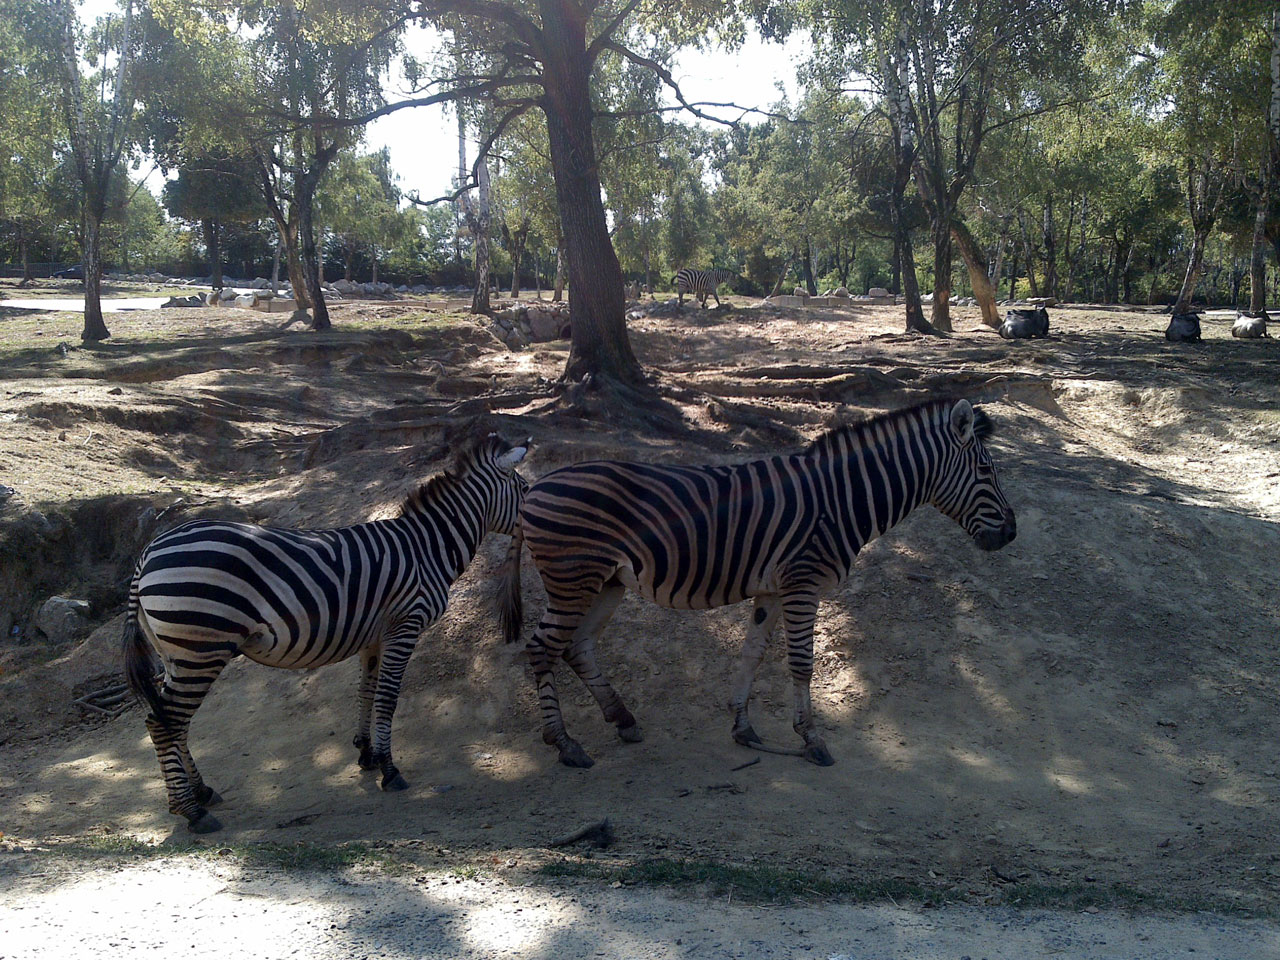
489 300 571 349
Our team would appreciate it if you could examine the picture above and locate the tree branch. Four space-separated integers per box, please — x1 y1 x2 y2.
585 0 645 64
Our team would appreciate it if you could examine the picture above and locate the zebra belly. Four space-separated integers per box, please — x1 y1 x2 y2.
614 564 776 610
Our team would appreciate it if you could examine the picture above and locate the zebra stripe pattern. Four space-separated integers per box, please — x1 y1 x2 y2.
504 398 1015 768
124 434 529 832
674 267 737 307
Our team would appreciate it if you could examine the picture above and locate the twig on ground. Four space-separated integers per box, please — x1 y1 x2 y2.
730 757 761 772
547 818 613 849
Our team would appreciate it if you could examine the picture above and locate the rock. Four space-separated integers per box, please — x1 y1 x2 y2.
162 295 204 308
218 288 238 303
868 287 890 298
833 287 851 298
36 596 92 644
529 309 564 341
1027 296 1057 308
792 287 808 298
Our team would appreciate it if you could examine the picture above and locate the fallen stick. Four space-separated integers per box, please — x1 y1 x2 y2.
547 818 613 849
730 757 761 772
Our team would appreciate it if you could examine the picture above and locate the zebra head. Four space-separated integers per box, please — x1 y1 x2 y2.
930 400 1016 552
477 433 531 536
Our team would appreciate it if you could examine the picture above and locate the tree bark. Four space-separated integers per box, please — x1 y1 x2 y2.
951 218 1001 328
470 157 492 314
202 218 223 287
930 216 953 332
20 236 31 283
770 254 795 297
295 143 335 331
802 236 817 295
540 0 641 384
1018 210 1040 298
1042 195 1058 298
81 214 110 341
553 240 565 301
1173 227 1211 314
1250 188 1268 315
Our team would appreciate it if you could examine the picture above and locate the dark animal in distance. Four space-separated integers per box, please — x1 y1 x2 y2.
501 398 1016 769
1165 313 1202 342
123 435 529 833
999 307 1050 340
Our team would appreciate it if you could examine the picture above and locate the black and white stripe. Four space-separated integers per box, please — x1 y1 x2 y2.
502 399 1015 768
124 434 529 832
674 267 736 307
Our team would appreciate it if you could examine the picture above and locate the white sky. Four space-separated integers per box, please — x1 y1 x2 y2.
75 0 807 202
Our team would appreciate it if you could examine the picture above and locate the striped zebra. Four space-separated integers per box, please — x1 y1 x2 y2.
501 398 1015 769
674 267 737 307
123 434 529 833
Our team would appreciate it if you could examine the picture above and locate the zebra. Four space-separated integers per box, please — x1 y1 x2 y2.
123 434 530 833
674 267 737 307
501 398 1015 769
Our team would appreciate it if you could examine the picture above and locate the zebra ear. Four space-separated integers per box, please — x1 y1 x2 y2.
949 399 975 445
495 443 528 471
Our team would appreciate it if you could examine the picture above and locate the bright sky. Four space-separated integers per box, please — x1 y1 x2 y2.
367 31 807 202
76 0 807 202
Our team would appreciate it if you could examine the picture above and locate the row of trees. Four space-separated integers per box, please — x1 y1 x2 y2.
2 0 1276 387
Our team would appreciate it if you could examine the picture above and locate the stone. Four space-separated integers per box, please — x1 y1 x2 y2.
36 596 92 644
792 287 808 298
218 288 238 303
868 287 890 298
529 310 563 341
833 287 851 298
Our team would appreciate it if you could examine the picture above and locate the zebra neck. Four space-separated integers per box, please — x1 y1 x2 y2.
823 424 936 554
399 481 489 582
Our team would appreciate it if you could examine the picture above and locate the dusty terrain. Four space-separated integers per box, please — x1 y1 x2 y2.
1 295 1278 921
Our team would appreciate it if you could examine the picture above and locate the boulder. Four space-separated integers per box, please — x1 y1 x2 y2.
529 309 563 341
833 287 851 298
218 288 238 303
868 287 890 298
36 596 92 644
161 295 204 308
792 287 808 298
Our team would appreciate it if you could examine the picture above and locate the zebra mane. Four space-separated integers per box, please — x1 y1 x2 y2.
399 433 506 516
806 397 995 456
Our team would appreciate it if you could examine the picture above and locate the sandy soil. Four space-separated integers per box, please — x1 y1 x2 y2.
1 298 1278 917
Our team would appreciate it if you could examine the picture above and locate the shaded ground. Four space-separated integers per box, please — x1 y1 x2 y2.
1 298 1277 921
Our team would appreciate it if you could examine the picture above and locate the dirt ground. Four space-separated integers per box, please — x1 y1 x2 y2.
1 296 1278 918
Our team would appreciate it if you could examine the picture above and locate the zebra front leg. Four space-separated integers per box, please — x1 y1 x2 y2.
369 629 421 792
730 596 781 747
783 596 835 766
353 646 380 771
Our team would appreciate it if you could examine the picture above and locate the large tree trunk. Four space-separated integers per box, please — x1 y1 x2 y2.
801 236 817 295
1018 210 1041 298
470 158 492 314
1250 188 1268 315
951 218 1001 329
929 216 953 332
541 0 641 385
81 214 110 341
770 254 795 297
553 240 565 301
1173 226 1211 314
296 155 332 331
1042 195 1058 298
202 218 223 287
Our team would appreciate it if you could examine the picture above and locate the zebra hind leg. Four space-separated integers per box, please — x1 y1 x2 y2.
527 618 595 768
144 650 235 833
368 629 422 792
561 582 642 744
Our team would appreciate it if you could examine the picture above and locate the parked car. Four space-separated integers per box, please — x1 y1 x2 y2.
52 264 84 279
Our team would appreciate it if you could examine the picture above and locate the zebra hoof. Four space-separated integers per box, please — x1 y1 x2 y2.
557 741 595 768
381 771 410 792
803 742 836 767
357 750 378 772
732 724 763 747
187 810 223 834
197 786 223 807
617 723 643 744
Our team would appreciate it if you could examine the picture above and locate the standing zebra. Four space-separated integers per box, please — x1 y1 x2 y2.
502 398 1015 768
124 434 529 833
674 267 737 307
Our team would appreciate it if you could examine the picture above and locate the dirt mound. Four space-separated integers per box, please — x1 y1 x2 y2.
1 301 1278 912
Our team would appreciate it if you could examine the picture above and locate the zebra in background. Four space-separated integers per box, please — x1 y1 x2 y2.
674 267 737 307
124 434 529 833
502 398 1015 769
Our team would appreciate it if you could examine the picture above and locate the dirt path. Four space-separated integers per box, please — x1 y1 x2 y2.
3 855 1278 959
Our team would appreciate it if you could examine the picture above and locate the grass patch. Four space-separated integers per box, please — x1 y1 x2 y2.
537 857 943 906
25 836 410 874
536 857 1274 917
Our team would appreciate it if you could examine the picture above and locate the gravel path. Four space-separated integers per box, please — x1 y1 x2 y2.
3 858 1279 959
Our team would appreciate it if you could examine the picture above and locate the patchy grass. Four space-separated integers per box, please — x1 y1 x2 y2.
21 836 412 874
536 857 1274 917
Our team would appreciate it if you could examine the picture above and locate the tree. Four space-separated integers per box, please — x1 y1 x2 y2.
162 153 264 286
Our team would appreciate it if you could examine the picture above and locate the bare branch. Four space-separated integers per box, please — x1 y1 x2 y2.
585 0 645 64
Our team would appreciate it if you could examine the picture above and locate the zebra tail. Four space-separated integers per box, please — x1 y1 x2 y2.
122 588 168 728
498 523 524 645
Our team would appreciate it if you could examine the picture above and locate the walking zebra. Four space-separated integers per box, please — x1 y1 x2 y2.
501 398 1015 768
124 434 529 833
674 267 737 307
